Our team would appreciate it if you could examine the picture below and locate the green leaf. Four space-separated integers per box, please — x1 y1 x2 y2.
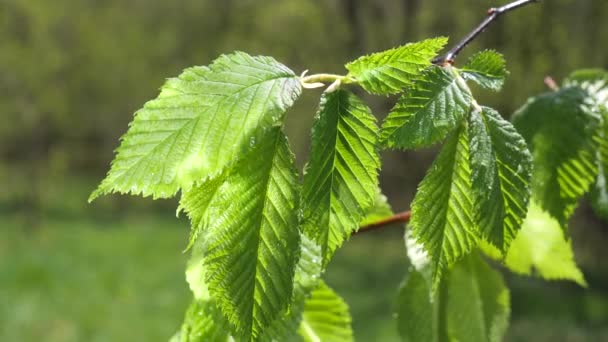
505 201 587 286
345 37 448 95
359 188 393 226
171 300 231 342
258 234 323 342
302 89 380 265
409 123 478 289
564 69 608 221
513 87 602 225
591 115 608 222
461 50 508 91
181 127 301 339
468 107 532 253
396 268 440 342
381 66 474 149
91 52 301 200
298 281 354 342
447 252 510 342
179 174 226 250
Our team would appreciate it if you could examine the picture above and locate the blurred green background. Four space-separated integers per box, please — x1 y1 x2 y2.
2 0 608 341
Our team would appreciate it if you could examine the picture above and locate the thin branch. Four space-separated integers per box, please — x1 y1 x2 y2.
432 0 539 65
355 210 411 235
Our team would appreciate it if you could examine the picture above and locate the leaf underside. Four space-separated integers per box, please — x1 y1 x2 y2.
505 201 587 286
298 281 354 342
302 89 380 265
381 66 474 149
345 37 448 95
91 52 301 200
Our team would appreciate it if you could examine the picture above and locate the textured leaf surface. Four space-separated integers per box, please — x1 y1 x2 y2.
381 66 474 149
298 281 354 342
468 107 532 253
258 235 323 342
505 202 587 286
302 89 380 265
565 69 608 221
409 124 478 289
396 268 439 342
182 127 301 339
179 174 226 250
345 37 448 95
513 87 601 224
91 52 301 200
359 188 393 226
461 50 508 91
447 253 510 342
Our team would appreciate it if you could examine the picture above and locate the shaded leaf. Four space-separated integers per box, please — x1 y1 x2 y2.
396 268 439 342
564 69 608 222
171 300 231 342
345 37 448 95
447 252 510 342
91 52 301 200
513 87 602 225
302 89 380 265
381 66 474 149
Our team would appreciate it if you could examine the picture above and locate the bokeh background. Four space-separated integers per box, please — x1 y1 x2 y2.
2 0 608 341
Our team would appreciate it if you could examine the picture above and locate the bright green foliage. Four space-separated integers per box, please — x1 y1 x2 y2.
258 235 323 342
298 281 354 342
505 202 587 286
461 50 508 91
447 253 510 342
468 107 532 253
171 300 230 342
179 174 226 250
181 127 301 339
381 66 474 149
396 268 439 342
359 189 393 226
396 253 509 342
513 87 602 225
90 52 301 200
409 124 478 289
345 37 448 95
302 89 380 265
565 69 608 221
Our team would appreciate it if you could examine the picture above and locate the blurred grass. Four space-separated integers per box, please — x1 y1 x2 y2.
1 203 608 341
0 215 190 342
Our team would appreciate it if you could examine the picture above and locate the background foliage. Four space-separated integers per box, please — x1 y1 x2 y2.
2 0 608 341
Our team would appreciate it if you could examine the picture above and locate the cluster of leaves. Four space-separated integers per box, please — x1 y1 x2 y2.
91 31 608 340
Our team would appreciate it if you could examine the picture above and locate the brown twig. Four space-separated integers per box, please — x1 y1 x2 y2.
432 0 539 65
355 210 411 235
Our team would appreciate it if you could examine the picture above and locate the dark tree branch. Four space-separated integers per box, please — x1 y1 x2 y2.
432 0 539 65
356 210 411 235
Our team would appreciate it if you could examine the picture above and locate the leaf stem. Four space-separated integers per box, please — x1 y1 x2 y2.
300 73 357 89
432 0 539 65
355 210 412 235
